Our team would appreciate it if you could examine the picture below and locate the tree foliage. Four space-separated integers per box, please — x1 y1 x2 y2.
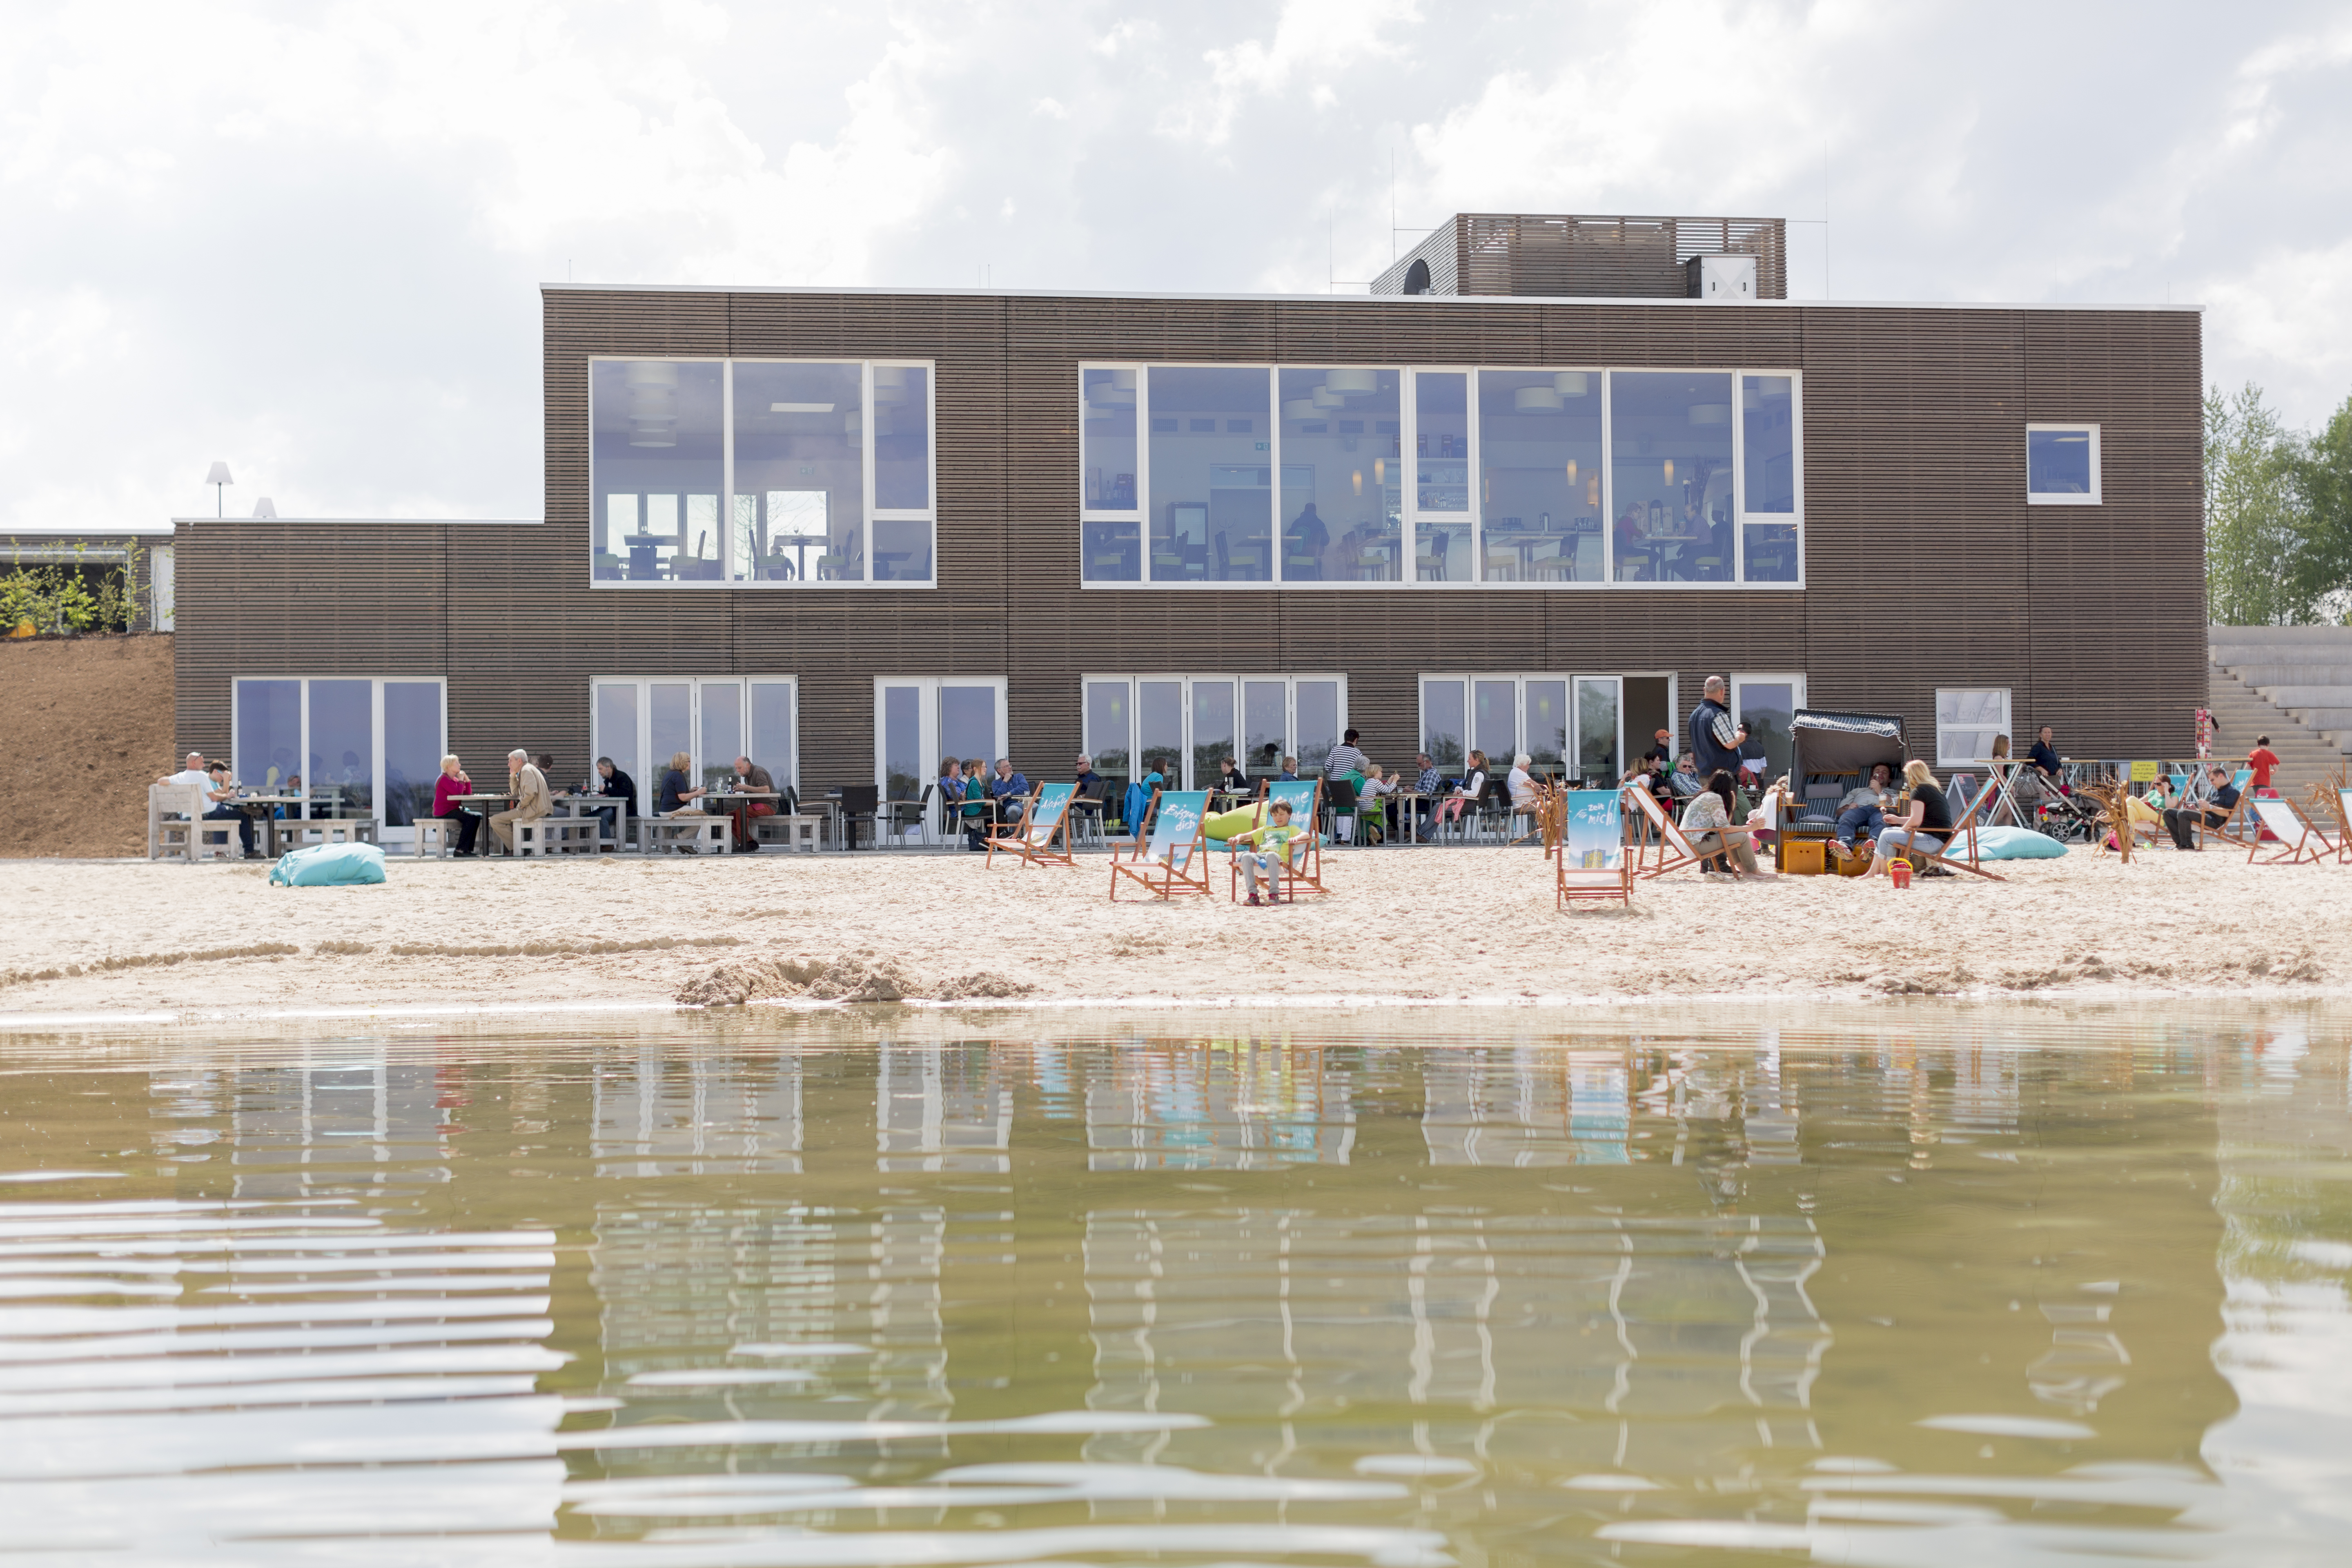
2205 384 2352 625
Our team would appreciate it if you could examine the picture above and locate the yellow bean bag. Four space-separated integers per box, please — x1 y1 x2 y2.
1204 804 1264 842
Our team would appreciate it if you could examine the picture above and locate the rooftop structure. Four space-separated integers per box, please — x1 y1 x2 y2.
1372 214 1787 301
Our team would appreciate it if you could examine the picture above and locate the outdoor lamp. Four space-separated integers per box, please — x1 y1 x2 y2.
252 498 278 519
205 461 233 517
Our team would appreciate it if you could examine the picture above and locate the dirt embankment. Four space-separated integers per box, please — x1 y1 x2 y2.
0 635 174 857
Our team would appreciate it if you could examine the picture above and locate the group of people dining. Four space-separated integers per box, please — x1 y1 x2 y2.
428 749 780 855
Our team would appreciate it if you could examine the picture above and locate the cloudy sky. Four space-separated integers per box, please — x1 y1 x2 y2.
4 0 2349 526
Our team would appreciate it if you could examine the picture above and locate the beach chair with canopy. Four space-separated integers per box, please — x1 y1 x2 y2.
1556 790 1633 909
1784 710 1906 866
1109 789 1212 900
1894 773 2006 882
987 782 1078 870
1221 779 1328 900
2246 797 2331 866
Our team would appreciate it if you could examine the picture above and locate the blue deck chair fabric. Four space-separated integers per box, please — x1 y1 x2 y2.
1144 791 1208 868
1024 783 1075 843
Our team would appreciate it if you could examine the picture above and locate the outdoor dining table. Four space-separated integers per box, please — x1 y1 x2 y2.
227 795 304 857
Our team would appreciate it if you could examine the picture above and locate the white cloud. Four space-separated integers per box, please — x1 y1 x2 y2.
1 0 2348 530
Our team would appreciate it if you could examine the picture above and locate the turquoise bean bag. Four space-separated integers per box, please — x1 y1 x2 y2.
1969 826 2067 860
271 842 388 886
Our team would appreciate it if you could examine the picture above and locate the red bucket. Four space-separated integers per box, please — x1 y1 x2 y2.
1889 859 1913 889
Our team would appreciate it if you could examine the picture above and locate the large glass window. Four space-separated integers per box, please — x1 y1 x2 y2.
1414 371 1472 581
1730 674 1806 780
1610 371 1735 584
733 361 863 584
1149 368 1272 583
1085 363 1800 589
1278 369 1401 582
594 358 933 588
1081 370 1140 583
2027 424 2101 505
1478 370 1602 582
231 677 445 840
870 679 1007 816
1082 676 1348 791
593 677 799 800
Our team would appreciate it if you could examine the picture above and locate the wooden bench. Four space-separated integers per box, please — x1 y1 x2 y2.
753 813 825 852
148 784 206 861
516 816 602 857
639 814 735 855
272 818 380 854
412 817 457 857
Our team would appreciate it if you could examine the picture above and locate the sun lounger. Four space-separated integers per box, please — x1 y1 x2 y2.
1556 790 1633 909
2247 798 2331 866
1895 775 2006 882
1625 784 1757 879
987 782 1078 869
1109 789 1212 900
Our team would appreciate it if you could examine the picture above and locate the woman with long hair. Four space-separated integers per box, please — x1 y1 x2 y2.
1678 766 1758 875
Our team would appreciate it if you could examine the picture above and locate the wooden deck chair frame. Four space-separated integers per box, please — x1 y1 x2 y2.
2246 797 2330 866
1894 775 2007 882
1624 785 1757 879
1226 780 1326 900
2195 768 2260 849
1109 790 1213 900
2332 786 2352 866
1555 789 1634 909
987 782 1079 870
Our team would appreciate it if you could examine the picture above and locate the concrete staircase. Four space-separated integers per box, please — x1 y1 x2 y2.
2207 624 2352 792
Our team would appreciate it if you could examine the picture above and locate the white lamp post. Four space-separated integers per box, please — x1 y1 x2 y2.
205 462 234 517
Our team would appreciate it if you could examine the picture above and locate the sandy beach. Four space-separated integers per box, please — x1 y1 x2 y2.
3 840 2348 1018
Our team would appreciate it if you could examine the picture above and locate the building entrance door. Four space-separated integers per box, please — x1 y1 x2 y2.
875 678 1008 837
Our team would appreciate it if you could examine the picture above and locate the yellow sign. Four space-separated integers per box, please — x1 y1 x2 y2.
2130 760 2158 782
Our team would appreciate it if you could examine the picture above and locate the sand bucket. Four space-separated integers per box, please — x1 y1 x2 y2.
1889 859 1912 889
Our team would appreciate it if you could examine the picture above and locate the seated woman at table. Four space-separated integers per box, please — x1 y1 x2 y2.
1217 755 1250 794
657 751 706 815
961 757 992 851
1430 750 1489 831
1680 768 1758 875
1357 763 1398 844
432 755 482 856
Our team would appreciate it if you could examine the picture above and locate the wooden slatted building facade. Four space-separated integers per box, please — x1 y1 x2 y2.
173 278 2203 794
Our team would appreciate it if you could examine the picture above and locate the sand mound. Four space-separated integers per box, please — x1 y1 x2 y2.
678 949 1036 1007
0 634 175 858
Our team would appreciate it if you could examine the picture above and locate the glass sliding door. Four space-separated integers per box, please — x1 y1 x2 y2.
699 683 744 791
1574 676 1621 784
1190 680 1235 786
230 677 445 842
869 679 1008 827
748 681 797 793
1472 679 1517 766
1421 679 1467 768
1731 673 1806 780
594 683 641 807
1525 679 1570 772
382 682 443 826
1138 680 1184 783
1243 681 1287 777
1293 681 1341 776
1083 679 1133 783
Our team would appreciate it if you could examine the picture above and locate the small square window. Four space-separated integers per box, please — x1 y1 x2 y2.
2027 424 2100 505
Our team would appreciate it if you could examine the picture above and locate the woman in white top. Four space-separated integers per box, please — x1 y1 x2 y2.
1431 750 1488 831
1506 753 1538 811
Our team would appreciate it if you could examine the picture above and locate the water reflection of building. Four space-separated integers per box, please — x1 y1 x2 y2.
879 1044 1010 1173
1087 1040 1354 1170
591 1046 802 1176
192 1047 452 1200
1421 1048 1629 1165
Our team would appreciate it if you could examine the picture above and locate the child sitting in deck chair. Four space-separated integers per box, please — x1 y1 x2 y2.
1230 800 1305 905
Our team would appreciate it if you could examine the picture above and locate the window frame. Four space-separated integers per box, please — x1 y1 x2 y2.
1934 688 2013 768
1080 673 1349 790
873 676 1011 826
2025 422 2102 506
1079 363 1802 591
229 675 448 842
1416 672 1624 781
589 356 936 590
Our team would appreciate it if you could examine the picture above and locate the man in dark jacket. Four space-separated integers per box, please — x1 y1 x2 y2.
1688 676 1742 776
2028 726 2063 783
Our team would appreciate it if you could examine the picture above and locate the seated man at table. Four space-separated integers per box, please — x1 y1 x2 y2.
489 749 553 855
1668 753 1706 799
1834 763 1898 850
726 755 776 853
1071 755 1106 831
156 754 254 857
990 757 1031 826
592 756 637 848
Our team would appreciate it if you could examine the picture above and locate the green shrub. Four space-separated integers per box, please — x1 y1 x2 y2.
0 541 143 636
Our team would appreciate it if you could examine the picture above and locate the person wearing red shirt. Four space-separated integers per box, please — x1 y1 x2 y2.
2247 735 2281 794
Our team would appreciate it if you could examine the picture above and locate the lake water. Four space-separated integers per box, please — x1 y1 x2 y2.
1 1004 2347 1565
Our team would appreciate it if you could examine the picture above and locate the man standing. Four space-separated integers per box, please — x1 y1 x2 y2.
1688 677 1741 777
489 749 552 855
1325 728 1372 780
2164 763 2240 850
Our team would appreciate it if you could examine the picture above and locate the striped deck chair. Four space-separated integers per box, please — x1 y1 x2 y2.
2246 797 2331 866
1897 775 2006 882
1625 784 1758 879
1219 779 1326 901
1109 790 1212 900
1556 789 1633 909
987 782 1078 869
